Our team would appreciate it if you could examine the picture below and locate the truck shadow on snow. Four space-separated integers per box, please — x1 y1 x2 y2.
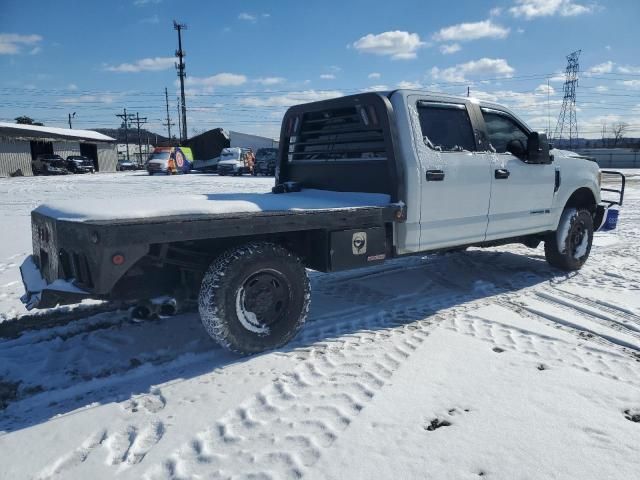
1 248 562 433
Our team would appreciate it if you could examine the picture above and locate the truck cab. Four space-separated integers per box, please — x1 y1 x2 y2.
216 147 254 176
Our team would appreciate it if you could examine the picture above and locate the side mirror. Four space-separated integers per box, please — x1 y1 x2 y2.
527 132 552 164
506 139 526 158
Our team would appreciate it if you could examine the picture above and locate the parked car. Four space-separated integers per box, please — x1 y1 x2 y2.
66 155 95 174
20 90 625 356
254 148 278 176
117 159 138 171
216 147 254 176
32 154 69 175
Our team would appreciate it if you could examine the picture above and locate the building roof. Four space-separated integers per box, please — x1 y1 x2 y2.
0 122 116 143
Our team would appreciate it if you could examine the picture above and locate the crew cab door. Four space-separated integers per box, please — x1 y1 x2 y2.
415 100 492 250
477 108 556 239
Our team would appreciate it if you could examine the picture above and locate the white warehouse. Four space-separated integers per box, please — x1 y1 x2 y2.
0 122 117 177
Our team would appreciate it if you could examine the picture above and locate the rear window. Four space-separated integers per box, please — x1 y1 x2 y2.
417 103 476 152
287 105 386 162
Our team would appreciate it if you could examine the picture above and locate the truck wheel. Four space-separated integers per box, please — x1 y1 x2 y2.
544 208 593 271
199 242 310 354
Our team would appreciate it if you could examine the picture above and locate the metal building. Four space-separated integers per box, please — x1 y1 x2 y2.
0 122 117 177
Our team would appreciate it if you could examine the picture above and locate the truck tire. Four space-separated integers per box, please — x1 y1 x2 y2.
544 208 593 271
199 242 310 354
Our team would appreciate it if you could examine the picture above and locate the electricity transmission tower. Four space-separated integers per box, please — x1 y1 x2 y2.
553 50 581 149
174 20 188 143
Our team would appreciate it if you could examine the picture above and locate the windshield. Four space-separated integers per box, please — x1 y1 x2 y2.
148 152 170 161
220 150 240 160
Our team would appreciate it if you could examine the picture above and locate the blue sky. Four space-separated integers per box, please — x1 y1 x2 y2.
1 0 639 139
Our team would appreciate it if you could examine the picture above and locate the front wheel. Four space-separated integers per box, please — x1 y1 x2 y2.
544 208 594 271
198 242 310 354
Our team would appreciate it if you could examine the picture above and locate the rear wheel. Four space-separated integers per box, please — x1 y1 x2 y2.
199 242 310 354
544 208 594 271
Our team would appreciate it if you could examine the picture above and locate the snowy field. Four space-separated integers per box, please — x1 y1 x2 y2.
1 171 639 479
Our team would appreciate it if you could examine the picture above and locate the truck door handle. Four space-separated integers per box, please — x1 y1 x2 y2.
495 168 510 179
426 170 445 181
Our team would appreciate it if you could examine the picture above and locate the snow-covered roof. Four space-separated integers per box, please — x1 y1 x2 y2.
0 122 115 143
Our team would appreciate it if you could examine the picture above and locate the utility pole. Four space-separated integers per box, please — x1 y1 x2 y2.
176 96 182 144
116 108 135 162
553 50 581 149
68 112 76 129
467 86 470 98
129 112 148 165
163 87 175 141
174 20 188 142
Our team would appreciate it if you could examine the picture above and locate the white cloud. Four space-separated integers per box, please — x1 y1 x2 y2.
618 65 640 74
240 90 342 107
238 12 269 22
587 61 613 75
352 31 426 60
432 20 510 42
320 74 336 80
535 83 555 95
509 0 595 19
254 77 286 85
430 58 515 83
368 72 381 79
490 7 503 16
397 81 423 89
0 33 43 55
59 94 121 105
185 73 248 89
594 85 608 92
29 46 42 55
361 84 389 92
440 43 461 54
105 56 174 72
134 0 161 6
67 83 78 91
620 80 640 89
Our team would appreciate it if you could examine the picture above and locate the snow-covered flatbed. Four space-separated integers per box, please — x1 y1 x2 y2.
34 189 394 224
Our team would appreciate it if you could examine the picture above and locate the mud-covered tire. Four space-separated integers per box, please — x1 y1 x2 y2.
198 242 310 354
544 208 594 271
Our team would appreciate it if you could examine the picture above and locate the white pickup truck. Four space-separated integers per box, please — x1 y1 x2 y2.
20 90 624 354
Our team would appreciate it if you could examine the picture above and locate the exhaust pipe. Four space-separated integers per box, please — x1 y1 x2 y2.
159 298 178 316
131 303 155 320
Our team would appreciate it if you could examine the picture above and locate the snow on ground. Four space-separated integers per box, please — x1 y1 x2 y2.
1 171 639 480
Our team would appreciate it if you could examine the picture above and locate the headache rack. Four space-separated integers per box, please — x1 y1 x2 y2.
288 105 387 161
277 92 402 200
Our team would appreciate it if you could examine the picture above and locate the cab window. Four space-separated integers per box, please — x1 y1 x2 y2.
481 110 529 154
417 102 476 152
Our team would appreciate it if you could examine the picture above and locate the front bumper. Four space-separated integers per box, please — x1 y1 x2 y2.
19 255 89 310
596 170 626 231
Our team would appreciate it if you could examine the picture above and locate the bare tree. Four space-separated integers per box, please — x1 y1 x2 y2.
611 122 629 147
